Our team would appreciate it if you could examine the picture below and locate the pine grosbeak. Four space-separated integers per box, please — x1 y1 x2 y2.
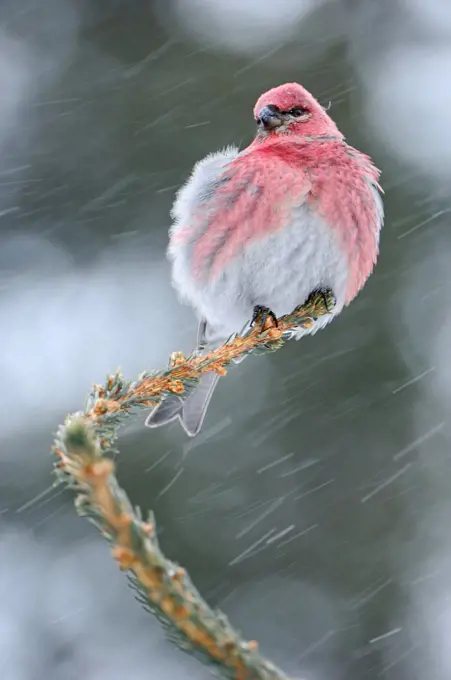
146 82 383 436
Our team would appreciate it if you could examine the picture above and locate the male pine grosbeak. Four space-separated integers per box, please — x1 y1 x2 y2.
146 82 384 436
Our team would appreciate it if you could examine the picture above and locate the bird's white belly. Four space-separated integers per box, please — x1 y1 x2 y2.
175 205 350 341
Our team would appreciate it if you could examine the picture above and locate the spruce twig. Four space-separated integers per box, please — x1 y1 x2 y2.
51 290 334 680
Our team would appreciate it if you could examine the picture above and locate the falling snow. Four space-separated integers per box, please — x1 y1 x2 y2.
3 1 451 680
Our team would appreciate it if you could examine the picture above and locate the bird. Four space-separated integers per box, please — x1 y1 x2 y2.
145 82 384 437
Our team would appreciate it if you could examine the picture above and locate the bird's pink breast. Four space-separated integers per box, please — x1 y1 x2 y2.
176 139 381 306
298 143 382 302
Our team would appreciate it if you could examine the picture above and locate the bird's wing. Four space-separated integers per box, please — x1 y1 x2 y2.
169 144 312 282
170 146 240 226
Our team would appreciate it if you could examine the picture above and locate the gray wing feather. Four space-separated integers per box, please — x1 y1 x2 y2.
146 147 241 436
170 146 240 227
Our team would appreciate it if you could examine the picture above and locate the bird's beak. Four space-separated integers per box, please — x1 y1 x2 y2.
257 105 283 131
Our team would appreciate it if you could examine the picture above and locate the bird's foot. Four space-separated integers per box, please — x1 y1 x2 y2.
294 288 336 327
310 288 336 314
251 305 278 332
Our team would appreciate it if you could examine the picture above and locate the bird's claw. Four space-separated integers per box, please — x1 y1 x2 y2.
317 288 336 313
295 288 336 319
251 305 278 331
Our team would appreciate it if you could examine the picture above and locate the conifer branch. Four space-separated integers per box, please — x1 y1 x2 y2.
51 290 334 680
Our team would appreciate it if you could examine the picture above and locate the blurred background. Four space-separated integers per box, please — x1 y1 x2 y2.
2 0 451 678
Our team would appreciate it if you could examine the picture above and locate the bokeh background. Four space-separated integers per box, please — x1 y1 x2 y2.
2 1 451 678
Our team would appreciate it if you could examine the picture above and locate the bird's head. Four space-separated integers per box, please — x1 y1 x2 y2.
253 82 343 140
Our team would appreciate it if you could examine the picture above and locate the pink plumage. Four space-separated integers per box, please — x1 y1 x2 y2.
146 82 384 436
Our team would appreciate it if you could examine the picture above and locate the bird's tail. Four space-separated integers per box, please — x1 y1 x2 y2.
144 319 223 437
145 371 220 437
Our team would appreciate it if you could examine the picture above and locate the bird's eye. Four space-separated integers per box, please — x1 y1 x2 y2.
287 107 307 117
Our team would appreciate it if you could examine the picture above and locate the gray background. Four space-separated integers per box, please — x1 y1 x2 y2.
2 1 451 678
